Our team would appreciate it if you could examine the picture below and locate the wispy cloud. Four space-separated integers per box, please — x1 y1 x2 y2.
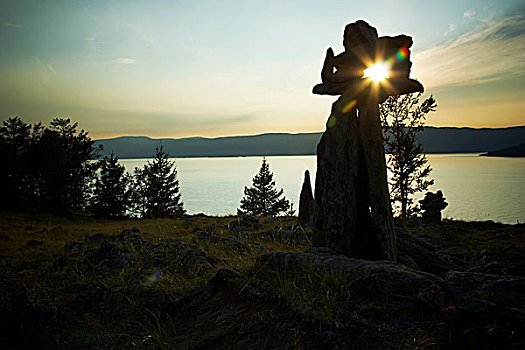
35 58 56 73
444 24 456 36
115 57 136 65
463 9 476 20
413 14 525 90
3 22 23 28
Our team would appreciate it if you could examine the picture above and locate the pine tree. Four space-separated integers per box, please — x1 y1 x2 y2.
129 167 148 218
140 145 185 218
0 117 99 213
239 158 290 216
380 93 437 219
91 152 130 218
36 118 100 213
0 117 32 209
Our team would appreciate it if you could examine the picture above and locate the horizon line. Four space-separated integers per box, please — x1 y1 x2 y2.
94 124 525 141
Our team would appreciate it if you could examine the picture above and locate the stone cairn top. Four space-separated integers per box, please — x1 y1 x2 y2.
312 20 423 104
419 190 449 212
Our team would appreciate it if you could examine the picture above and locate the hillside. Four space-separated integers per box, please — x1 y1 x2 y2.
481 143 525 157
94 126 525 158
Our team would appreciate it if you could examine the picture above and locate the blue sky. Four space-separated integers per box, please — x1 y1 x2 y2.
1 0 524 138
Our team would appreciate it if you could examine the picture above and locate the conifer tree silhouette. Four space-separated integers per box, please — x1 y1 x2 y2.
239 158 290 216
140 144 185 218
91 152 130 218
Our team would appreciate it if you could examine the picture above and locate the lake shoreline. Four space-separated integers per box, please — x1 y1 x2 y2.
117 155 525 224
93 151 485 160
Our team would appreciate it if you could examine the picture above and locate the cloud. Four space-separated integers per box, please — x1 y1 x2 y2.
115 57 136 65
2 22 23 28
412 14 525 90
463 9 476 20
444 24 456 36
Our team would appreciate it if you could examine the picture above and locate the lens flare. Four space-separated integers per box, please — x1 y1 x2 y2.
386 46 409 66
363 47 410 82
363 62 390 81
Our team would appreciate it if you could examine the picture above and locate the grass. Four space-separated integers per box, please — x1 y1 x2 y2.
1 211 523 349
0 211 312 349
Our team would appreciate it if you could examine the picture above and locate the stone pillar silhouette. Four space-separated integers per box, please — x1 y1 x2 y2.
312 20 424 261
298 170 315 227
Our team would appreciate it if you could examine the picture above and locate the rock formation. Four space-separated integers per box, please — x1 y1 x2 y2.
419 190 448 224
312 20 424 261
298 170 315 227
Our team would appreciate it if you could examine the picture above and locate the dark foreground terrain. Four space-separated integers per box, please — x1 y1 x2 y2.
0 213 524 349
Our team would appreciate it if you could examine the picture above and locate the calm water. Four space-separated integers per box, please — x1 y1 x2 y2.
120 154 525 224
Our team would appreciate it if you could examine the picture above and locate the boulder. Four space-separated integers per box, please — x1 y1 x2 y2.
197 236 252 255
89 241 121 262
113 253 137 269
179 248 213 275
64 241 87 257
115 228 145 246
445 271 525 321
84 232 109 243
229 215 261 233
25 240 43 247
261 248 448 309
397 229 460 275
261 227 312 243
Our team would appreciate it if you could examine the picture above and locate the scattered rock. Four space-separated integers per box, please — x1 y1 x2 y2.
397 228 460 275
445 271 525 320
229 215 261 232
127 269 143 291
235 232 251 240
198 236 252 255
206 268 240 290
146 238 214 275
397 254 420 270
115 229 145 246
261 227 312 243
113 253 137 269
64 241 87 257
179 248 213 275
25 240 43 247
194 225 216 236
89 241 120 262
261 248 448 310
84 232 109 243
25 225 34 231
0 234 8 240
262 218 276 225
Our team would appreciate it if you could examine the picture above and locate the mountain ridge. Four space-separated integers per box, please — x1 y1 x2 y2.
94 126 525 159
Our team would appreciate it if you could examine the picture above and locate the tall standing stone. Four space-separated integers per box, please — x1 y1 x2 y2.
298 170 315 227
314 97 384 259
358 102 397 260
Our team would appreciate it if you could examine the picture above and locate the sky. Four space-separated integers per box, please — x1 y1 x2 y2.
1 0 524 139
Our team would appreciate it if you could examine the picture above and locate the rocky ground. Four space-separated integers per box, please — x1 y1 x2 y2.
0 213 523 349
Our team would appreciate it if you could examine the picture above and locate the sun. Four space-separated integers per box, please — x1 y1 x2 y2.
363 62 390 82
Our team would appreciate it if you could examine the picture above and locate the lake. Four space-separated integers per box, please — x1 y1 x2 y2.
120 154 525 224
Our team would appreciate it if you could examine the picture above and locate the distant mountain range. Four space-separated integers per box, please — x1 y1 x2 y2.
94 126 525 159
